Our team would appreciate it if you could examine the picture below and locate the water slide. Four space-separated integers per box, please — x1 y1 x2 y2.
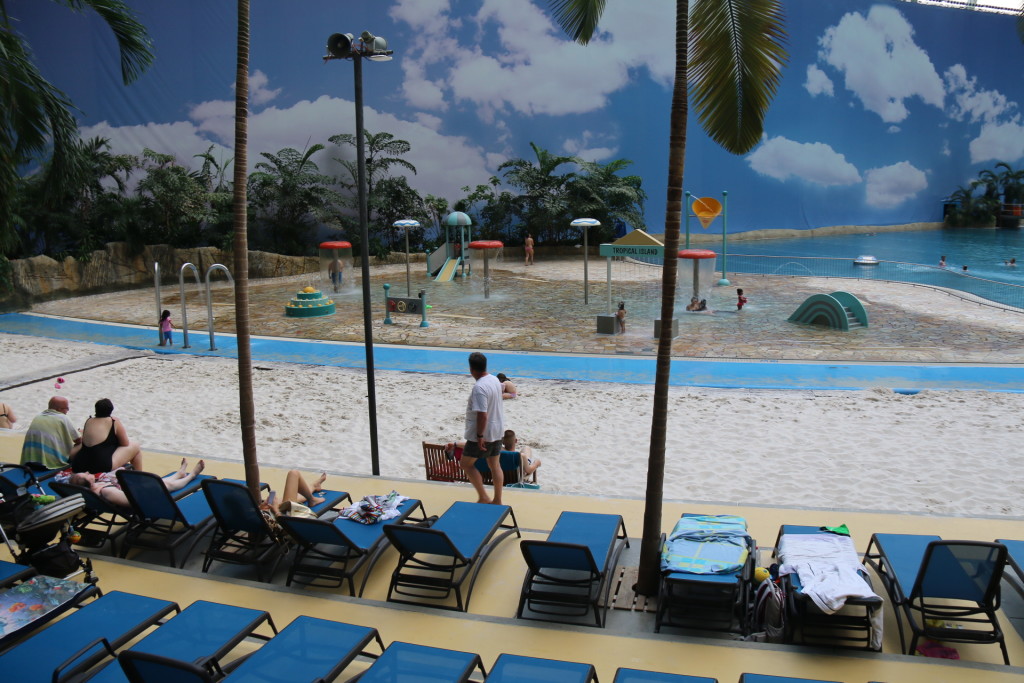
434 257 461 281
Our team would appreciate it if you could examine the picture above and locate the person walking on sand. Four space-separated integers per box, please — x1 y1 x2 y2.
524 233 535 266
616 301 626 333
159 310 174 346
460 352 505 504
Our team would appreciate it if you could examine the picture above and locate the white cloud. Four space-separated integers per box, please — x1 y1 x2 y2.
82 81 497 205
804 64 834 97
746 136 861 186
887 125 900 134
969 121 1024 164
941 140 951 157
818 5 944 123
390 0 674 123
562 130 618 162
865 161 928 208
944 64 1016 125
248 70 282 106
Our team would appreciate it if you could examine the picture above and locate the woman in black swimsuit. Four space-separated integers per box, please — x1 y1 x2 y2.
70 398 142 474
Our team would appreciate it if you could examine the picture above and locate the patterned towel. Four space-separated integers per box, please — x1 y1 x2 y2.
660 514 750 574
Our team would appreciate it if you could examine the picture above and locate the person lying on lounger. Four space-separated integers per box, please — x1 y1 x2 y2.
260 470 328 517
68 458 205 508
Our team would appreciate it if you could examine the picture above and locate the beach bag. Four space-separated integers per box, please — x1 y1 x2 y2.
747 578 787 643
284 502 317 519
29 539 81 578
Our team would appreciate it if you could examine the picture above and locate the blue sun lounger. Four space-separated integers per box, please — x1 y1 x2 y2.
488 654 597 683
0 590 178 682
116 470 217 567
86 599 276 683
200 479 349 582
0 558 34 588
117 615 383 683
995 538 1024 596
773 525 882 650
517 511 629 627
383 501 520 611
354 641 485 683
656 514 755 633
739 675 841 683
863 533 1009 664
0 574 101 653
278 497 426 595
614 668 717 683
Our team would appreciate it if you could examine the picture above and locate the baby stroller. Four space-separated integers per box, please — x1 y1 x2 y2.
0 464 96 582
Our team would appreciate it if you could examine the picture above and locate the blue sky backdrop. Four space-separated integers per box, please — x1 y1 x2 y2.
9 0 1024 235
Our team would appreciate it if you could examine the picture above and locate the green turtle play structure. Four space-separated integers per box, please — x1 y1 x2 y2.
788 291 868 330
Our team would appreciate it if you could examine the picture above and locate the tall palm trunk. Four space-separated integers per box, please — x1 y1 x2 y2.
232 0 259 498
635 0 688 596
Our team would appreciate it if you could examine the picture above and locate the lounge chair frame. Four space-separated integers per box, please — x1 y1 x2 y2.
864 534 1009 664
517 511 629 627
278 498 427 595
488 653 598 683
117 470 215 568
996 538 1024 599
354 641 486 683
49 480 132 552
772 525 882 651
0 590 178 681
383 501 520 612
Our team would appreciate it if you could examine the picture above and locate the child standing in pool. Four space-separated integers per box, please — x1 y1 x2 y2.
736 288 748 310
616 301 626 334
159 310 174 346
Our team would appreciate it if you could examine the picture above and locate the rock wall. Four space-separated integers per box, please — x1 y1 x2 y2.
1 242 317 310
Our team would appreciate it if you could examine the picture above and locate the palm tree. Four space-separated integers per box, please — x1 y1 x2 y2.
231 0 260 498
567 158 647 240
548 0 787 594
0 0 153 255
330 131 418 198
499 142 578 241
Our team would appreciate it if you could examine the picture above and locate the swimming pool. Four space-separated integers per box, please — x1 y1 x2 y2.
723 228 1024 308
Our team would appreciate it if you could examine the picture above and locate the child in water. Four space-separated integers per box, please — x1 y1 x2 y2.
736 288 748 310
616 301 626 334
159 310 174 346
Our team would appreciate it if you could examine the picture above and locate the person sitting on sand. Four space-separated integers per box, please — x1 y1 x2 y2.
70 398 143 474
685 296 700 311
502 429 541 478
68 458 205 508
262 470 329 516
496 373 517 399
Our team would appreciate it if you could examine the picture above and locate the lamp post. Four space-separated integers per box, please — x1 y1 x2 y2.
393 219 419 296
571 218 601 305
325 31 393 477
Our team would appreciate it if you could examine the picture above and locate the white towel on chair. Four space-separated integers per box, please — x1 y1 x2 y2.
778 534 880 614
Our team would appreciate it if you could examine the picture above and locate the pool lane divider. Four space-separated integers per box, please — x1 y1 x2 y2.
1 312 1021 393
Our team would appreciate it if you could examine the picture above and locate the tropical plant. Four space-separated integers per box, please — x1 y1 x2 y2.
498 142 578 242
548 0 787 595
454 177 520 242
247 145 343 254
194 146 235 247
566 158 647 243
0 0 153 256
135 149 213 247
330 131 418 197
370 176 429 251
995 162 1024 206
945 183 999 227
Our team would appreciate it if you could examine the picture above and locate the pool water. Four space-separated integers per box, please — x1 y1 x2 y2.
727 228 1024 285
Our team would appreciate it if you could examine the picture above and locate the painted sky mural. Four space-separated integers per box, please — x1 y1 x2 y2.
9 0 1024 235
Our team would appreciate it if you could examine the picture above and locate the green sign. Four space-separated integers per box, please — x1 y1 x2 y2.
599 244 665 258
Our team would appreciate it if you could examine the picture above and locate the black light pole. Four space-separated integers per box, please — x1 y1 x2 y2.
325 32 393 476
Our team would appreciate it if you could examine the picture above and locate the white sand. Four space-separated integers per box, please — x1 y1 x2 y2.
1 331 1022 518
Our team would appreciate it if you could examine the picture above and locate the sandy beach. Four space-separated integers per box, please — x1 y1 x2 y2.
2 330 1023 519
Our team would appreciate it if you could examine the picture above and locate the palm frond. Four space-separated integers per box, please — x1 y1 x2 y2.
689 0 788 154
547 0 607 45
62 0 154 83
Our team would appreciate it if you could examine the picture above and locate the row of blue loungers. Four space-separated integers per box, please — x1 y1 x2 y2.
0 574 865 683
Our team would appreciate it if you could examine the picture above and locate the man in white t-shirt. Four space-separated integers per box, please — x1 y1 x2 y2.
460 352 505 504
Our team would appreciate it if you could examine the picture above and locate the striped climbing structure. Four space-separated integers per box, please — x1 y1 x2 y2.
787 291 868 330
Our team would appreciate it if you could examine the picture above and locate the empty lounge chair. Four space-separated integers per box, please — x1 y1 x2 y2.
488 654 597 683
517 510 629 627
354 641 485 683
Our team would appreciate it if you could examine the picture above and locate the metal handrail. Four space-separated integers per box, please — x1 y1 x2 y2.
178 263 203 349
204 264 234 350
